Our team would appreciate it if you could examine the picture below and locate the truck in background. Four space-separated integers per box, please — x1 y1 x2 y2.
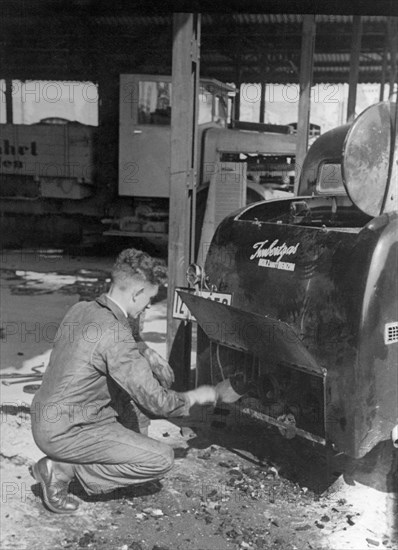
104 74 296 248
0 74 297 249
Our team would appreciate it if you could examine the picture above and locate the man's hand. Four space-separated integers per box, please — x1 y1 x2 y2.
215 378 242 403
143 348 175 389
184 385 217 407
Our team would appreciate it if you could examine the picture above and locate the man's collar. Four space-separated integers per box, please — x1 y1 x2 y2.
96 293 128 323
105 294 128 318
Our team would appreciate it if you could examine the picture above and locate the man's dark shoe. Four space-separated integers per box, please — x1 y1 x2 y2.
32 457 79 514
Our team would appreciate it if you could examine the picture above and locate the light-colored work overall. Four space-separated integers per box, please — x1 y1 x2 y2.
31 294 190 495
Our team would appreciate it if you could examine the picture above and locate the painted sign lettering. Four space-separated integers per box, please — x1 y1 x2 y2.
250 239 300 271
0 140 38 157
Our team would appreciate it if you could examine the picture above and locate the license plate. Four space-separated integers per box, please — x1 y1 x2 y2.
172 287 232 321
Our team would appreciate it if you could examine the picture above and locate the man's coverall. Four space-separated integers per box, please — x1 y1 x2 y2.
31 294 191 495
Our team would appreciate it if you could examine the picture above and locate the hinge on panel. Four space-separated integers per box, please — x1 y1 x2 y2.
190 38 199 63
186 168 196 189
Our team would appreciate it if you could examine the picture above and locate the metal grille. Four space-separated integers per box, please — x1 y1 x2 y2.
385 322 398 345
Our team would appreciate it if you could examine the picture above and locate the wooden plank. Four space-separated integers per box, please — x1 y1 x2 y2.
5 79 13 124
347 16 362 123
294 14 316 193
166 13 200 387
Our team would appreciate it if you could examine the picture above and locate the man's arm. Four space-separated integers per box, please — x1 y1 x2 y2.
101 326 215 417
127 313 174 388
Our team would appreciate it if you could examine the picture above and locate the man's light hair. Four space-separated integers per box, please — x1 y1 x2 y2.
111 249 167 290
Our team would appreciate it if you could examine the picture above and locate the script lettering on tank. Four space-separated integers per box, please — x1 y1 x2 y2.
249 239 300 271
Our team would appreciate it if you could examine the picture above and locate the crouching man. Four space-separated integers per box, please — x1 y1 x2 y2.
30 249 217 514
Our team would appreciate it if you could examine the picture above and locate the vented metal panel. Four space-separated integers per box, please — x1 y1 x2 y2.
197 161 247 264
385 322 398 345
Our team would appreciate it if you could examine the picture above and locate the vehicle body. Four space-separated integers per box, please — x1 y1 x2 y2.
0 121 98 244
178 101 398 458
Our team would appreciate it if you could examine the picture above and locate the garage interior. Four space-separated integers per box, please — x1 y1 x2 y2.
1 2 397 549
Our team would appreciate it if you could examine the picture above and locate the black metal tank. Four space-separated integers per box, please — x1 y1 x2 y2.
180 101 398 458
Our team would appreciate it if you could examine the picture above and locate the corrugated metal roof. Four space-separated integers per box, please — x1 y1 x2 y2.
93 13 388 26
1 10 396 84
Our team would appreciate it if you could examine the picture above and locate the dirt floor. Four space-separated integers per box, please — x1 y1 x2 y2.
1 248 397 550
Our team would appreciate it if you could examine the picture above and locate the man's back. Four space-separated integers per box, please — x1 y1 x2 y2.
31 297 134 435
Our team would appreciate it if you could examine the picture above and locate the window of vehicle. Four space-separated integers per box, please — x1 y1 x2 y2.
137 80 229 126
138 80 172 125
198 85 213 124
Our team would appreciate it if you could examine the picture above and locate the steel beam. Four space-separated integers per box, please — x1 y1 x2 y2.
388 19 398 96
347 16 362 123
234 59 242 121
166 13 201 389
294 15 316 192
379 41 388 101
259 81 266 123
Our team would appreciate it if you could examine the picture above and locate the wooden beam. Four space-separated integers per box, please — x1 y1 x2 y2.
5 79 13 124
166 13 201 389
347 16 362 123
294 15 316 193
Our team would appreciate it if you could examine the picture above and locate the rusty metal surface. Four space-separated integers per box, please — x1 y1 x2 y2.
238 406 327 446
178 291 323 376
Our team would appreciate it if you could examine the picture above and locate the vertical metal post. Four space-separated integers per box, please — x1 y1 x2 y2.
379 42 388 102
97 73 119 207
259 81 266 123
347 16 362 123
234 60 241 121
5 79 13 124
166 13 200 389
388 19 398 97
294 15 316 193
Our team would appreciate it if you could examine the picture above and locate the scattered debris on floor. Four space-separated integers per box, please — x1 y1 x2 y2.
1 255 397 550
1 407 397 550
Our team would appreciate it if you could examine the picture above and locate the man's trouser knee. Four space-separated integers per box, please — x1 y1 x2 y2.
33 420 174 496
74 438 174 495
